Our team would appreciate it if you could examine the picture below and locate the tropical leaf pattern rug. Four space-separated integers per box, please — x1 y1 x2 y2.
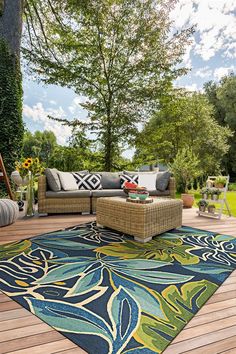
0 222 236 354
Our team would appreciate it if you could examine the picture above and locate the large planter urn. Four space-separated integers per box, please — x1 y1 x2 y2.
181 193 194 208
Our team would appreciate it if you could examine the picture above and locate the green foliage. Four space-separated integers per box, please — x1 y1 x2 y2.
22 130 57 165
0 39 24 174
229 183 236 192
214 176 227 186
135 90 232 175
21 129 135 172
169 148 202 193
24 0 194 171
197 199 208 207
204 75 236 175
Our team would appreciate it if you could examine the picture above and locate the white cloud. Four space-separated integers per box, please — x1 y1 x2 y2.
213 66 235 80
183 83 199 91
171 0 236 61
68 96 87 115
49 100 57 105
195 66 212 78
23 102 72 145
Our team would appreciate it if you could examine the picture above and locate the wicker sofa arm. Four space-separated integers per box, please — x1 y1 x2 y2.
38 175 47 202
168 177 176 199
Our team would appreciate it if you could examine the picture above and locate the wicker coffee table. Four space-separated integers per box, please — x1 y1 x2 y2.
96 197 183 243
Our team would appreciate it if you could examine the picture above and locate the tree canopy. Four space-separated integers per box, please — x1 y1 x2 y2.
23 0 194 171
204 74 236 176
135 90 232 175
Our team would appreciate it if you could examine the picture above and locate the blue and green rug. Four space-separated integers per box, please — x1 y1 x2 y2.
0 222 236 353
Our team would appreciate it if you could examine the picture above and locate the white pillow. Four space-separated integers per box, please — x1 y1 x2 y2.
58 172 78 191
138 173 157 190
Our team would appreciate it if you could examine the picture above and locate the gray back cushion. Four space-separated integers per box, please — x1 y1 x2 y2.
45 168 61 192
100 172 121 189
156 171 171 191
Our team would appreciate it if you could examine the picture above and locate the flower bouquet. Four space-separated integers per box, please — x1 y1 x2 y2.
15 157 44 216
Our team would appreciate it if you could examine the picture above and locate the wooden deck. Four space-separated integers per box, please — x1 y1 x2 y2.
0 209 236 354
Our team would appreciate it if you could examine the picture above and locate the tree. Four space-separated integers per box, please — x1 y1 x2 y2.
23 0 194 171
22 130 57 165
0 0 24 174
204 75 236 176
135 90 232 175
170 148 201 193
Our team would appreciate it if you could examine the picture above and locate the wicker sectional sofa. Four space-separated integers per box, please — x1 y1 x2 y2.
38 174 176 215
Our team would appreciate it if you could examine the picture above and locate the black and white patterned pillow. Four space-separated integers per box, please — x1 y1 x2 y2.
72 173 102 190
120 174 139 188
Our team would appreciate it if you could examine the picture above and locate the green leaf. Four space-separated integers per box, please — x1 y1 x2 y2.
0 240 31 260
110 271 164 319
36 261 93 284
33 239 95 250
109 286 141 354
66 266 103 296
26 297 113 343
118 268 193 284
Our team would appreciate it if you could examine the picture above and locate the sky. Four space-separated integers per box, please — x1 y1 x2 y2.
22 0 236 156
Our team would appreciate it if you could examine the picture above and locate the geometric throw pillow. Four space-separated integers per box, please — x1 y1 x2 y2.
120 174 139 188
72 173 102 190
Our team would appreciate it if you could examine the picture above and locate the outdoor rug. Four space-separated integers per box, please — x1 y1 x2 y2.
0 222 236 354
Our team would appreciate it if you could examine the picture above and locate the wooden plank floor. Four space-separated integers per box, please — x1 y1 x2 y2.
0 209 236 354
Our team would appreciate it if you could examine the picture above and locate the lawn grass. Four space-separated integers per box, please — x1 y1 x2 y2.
176 191 236 217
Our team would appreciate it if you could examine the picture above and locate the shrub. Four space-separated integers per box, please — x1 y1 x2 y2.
0 40 24 174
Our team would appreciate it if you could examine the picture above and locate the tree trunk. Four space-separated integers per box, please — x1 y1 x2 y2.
104 113 112 171
104 136 112 171
0 0 24 57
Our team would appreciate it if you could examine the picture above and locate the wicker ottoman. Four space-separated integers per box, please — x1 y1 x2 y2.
96 197 183 242
0 199 19 227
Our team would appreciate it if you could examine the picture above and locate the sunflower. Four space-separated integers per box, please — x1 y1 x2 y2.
26 158 33 164
35 158 39 164
22 162 30 169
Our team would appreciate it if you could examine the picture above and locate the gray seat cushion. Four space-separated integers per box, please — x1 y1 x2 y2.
156 171 171 191
45 168 61 192
100 172 121 189
46 190 91 198
92 189 126 197
149 190 170 196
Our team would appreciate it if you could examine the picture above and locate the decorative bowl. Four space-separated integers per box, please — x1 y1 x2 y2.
138 192 149 201
128 192 138 199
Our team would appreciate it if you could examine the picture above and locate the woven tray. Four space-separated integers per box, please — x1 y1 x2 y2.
126 197 153 204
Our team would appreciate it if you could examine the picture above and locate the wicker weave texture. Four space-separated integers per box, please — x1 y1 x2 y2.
92 177 175 213
96 197 183 240
38 176 90 214
38 175 176 215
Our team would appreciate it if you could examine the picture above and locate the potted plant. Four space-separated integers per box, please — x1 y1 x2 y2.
208 204 216 214
201 187 209 200
209 188 221 201
214 176 227 189
170 148 202 208
197 199 208 212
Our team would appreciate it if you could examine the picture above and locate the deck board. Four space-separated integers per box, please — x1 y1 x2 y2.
0 208 235 354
